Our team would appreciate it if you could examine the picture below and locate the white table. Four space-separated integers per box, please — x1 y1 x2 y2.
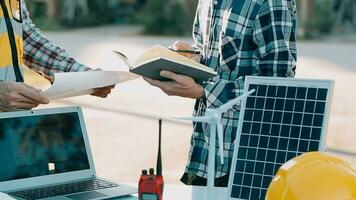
112 184 192 200
112 184 229 200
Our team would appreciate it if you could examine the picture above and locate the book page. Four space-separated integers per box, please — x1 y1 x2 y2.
42 71 139 100
112 50 132 69
134 44 208 69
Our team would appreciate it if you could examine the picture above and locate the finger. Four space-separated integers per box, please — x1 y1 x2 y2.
172 41 181 50
91 86 114 97
173 41 192 50
17 96 40 104
145 78 167 89
1 91 40 110
0 105 15 112
143 77 153 82
96 89 112 94
10 93 39 105
91 93 108 98
20 84 42 93
0 105 17 112
14 84 49 104
11 102 39 110
99 85 115 89
160 71 184 83
93 87 113 93
5 93 39 110
92 89 112 96
143 77 173 92
143 77 161 86
154 81 172 92
180 52 194 59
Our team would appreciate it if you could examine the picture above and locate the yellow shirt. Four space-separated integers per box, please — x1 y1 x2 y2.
0 0 24 82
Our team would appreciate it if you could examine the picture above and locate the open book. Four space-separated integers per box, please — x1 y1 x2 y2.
113 44 217 82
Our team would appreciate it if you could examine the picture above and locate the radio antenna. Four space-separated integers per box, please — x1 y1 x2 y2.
156 119 162 176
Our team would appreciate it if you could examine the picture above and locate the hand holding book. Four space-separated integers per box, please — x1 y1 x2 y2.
143 41 206 99
113 42 215 99
144 70 205 99
113 44 216 83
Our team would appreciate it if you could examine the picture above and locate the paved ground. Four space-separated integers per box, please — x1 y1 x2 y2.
24 26 356 184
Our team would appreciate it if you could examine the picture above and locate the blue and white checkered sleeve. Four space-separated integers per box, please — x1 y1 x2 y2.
252 0 297 77
21 0 90 81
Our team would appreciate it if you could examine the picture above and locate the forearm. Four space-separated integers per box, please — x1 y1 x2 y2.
21 1 90 81
22 29 90 80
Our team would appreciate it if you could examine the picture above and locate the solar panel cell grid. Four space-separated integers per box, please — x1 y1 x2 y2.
229 78 332 200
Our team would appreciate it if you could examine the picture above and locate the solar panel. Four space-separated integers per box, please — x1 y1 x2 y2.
227 76 334 200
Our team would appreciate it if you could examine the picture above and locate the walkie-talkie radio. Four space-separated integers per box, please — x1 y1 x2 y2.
138 119 164 200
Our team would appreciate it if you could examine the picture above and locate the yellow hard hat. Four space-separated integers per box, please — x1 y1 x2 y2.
266 152 356 200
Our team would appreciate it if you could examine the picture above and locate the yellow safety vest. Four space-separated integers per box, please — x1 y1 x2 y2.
0 0 24 82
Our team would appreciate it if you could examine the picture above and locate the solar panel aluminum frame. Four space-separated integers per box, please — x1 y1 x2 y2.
226 76 335 200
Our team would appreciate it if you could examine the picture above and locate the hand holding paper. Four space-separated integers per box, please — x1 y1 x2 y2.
0 82 49 111
42 71 139 100
91 85 116 98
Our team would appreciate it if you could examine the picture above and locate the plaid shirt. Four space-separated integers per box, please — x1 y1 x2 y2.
182 0 297 185
21 0 90 81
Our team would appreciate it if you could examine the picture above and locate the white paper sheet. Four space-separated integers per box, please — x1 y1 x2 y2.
42 71 139 100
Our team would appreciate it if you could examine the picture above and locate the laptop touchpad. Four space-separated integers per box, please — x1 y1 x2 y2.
66 191 107 200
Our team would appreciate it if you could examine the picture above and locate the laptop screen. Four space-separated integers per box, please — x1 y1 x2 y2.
0 112 90 182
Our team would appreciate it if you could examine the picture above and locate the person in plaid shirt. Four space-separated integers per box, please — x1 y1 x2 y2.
144 0 297 192
0 0 113 112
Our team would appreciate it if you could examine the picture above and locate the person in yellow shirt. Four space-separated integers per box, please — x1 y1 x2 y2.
0 0 114 112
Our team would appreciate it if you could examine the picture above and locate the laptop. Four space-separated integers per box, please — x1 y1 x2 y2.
0 106 137 200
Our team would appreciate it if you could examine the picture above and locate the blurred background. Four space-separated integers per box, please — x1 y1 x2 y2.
26 0 356 37
25 0 356 184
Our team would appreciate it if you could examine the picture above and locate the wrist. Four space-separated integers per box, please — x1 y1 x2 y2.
193 84 205 99
71 63 91 72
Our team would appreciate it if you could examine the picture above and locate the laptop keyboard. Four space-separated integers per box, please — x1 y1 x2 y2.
8 179 118 200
